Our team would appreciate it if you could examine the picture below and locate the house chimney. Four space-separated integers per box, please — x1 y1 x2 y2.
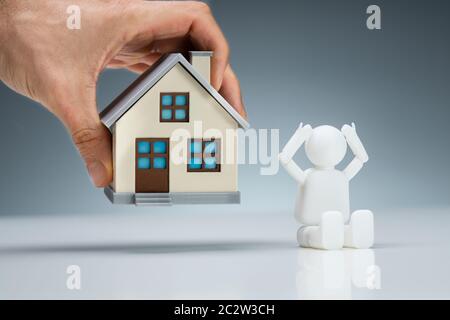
189 51 212 83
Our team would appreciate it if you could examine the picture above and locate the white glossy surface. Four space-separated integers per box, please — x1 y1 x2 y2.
0 208 449 299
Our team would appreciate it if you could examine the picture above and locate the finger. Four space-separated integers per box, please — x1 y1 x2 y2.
111 37 191 68
146 37 192 56
108 37 193 74
128 1 229 90
54 87 113 188
107 52 162 69
218 65 246 118
72 124 113 187
125 63 152 74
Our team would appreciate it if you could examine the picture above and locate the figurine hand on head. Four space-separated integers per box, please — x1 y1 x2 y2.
341 122 357 137
297 122 313 141
341 123 369 163
279 122 313 165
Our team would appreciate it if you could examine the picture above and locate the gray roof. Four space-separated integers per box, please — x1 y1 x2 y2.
100 53 250 129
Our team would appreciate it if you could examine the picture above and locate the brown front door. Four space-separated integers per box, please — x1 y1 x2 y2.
135 138 169 193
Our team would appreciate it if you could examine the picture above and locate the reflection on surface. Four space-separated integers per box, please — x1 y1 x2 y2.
296 249 380 299
0 240 295 299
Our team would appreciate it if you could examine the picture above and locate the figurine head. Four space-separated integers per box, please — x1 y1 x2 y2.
305 125 347 168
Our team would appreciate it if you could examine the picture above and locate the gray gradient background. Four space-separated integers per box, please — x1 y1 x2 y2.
0 0 449 216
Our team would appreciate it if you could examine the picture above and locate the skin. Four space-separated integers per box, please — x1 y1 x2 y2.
0 0 246 187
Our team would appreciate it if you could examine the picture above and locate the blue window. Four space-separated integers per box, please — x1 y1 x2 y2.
190 141 202 153
137 141 151 154
175 95 187 106
160 93 189 122
188 139 220 172
161 95 173 106
188 157 202 170
204 141 216 155
161 109 172 120
204 157 217 169
175 109 187 120
137 157 151 169
153 157 166 169
153 141 167 154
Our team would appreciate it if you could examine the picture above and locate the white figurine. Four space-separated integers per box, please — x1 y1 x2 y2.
279 123 374 250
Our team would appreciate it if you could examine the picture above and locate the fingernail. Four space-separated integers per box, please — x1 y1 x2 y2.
87 161 106 187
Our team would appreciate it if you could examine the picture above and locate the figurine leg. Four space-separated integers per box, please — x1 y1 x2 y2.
297 211 344 250
344 210 374 249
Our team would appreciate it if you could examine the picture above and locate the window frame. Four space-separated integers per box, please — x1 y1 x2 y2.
160 92 190 123
187 138 221 173
136 138 169 171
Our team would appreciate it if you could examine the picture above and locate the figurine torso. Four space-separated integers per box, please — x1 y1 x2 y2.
295 168 350 225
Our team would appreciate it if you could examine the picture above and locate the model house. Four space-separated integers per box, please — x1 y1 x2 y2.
100 52 249 205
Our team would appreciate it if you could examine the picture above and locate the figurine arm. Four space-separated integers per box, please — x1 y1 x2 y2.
344 157 364 180
342 123 369 180
279 123 312 185
280 157 307 185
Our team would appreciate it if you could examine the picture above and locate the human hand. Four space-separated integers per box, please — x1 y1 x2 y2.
0 0 245 187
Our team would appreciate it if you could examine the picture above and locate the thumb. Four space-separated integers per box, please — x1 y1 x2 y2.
71 122 113 187
55 90 113 188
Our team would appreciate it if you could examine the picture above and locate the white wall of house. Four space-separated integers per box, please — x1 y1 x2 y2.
113 63 239 193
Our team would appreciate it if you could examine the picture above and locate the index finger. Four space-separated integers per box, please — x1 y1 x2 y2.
127 1 230 90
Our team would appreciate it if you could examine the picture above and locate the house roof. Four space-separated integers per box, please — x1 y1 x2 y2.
100 53 250 129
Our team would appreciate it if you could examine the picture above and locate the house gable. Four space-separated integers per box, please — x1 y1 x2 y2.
100 53 249 130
